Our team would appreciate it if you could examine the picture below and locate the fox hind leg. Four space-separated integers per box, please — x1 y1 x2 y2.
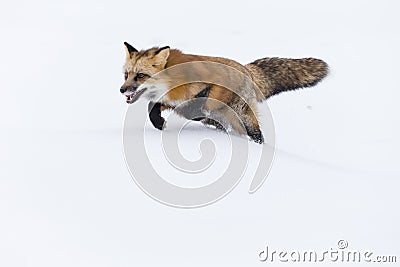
241 103 264 144
231 100 264 144
244 123 264 144
210 105 264 143
202 90 264 144
201 117 226 131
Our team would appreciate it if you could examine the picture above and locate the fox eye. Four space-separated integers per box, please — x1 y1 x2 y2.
137 73 145 79
124 72 128 80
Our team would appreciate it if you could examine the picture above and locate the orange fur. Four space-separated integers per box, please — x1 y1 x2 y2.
120 43 328 143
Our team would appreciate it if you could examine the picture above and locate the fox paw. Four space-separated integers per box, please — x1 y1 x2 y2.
152 117 166 130
248 130 264 144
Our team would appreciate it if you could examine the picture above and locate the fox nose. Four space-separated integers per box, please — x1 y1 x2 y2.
120 87 127 94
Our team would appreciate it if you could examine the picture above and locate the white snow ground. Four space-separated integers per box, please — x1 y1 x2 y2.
0 0 399 266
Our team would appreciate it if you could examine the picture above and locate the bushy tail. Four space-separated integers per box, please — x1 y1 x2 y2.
245 57 329 100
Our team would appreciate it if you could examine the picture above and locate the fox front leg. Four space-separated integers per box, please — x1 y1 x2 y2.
148 102 166 130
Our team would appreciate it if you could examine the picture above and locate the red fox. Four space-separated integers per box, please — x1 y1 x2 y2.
120 42 328 143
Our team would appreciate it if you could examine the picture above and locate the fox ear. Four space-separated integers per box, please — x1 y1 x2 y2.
124 42 138 58
153 46 170 66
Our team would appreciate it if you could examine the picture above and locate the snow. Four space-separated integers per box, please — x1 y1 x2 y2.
0 0 399 266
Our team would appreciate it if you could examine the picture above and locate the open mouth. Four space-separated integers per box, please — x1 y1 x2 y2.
125 88 147 104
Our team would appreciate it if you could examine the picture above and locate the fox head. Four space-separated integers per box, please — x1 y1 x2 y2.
120 42 170 104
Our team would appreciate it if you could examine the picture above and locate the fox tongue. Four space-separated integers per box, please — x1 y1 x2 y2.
125 91 134 103
124 88 146 104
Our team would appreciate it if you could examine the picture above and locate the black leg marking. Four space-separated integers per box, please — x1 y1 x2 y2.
194 85 212 98
202 118 226 131
172 84 212 122
244 124 264 144
148 102 165 130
